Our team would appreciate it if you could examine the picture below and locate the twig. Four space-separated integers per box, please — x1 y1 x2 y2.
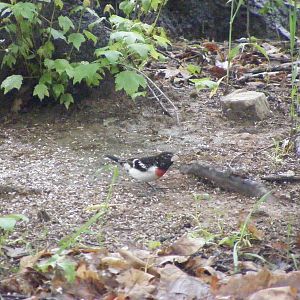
139 69 180 125
262 174 300 183
122 65 180 125
147 84 172 117
228 151 246 168
156 49 182 65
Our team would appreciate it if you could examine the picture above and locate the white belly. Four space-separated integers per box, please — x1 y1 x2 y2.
124 164 158 182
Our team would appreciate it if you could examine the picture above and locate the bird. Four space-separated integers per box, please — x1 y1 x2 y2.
105 152 176 184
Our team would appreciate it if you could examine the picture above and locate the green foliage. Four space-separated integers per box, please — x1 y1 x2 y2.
0 0 170 107
219 193 270 273
228 42 269 61
0 214 28 231
190 78 217 91
186 64 201 75
37 166 118 283
115 70 147 98
147 240 161 250
259 0 284 14
1 75 23 94
0 214 28 254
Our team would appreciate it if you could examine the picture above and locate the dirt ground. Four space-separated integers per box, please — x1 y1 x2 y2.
0 68 299 278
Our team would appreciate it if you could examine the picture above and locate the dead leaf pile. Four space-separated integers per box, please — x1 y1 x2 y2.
150 40 292 92
1 234 300 300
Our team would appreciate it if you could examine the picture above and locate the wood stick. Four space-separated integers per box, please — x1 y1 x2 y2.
180 162 275 200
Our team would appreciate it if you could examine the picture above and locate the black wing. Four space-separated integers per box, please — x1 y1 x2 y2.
131 159 148 172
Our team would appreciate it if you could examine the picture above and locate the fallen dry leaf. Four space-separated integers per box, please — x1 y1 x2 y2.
203 42 220 53
116 269 156 300
270 241 289 251
157 264 214 300
118 248 159 277
101 256 130 274
0 267 48 295
2 246 29 259
195 266 225 285
247 286 297 300
217 268 272 298
247 223 264 240
163 234 205 256
19 250 50 271
155 254 189 266
76 261 100 281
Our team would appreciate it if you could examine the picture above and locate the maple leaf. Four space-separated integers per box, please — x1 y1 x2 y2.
1 74 23 94
115 70 147 96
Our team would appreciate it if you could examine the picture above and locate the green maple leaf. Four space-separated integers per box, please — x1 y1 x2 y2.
1 53 16 68
60 93 74 109
33 83 49 100
47 28 66 41
190 78 217 91
128 43 151 58
0 217 16 231
52 84 65 99
83 30 98 45
68 33 85 51
115 70 147 96
53 59 73 76
151 0 161 10
40 72 52 84
1 75 23 94
153 35 171 49
72 62 101 85
54 0 64 9
58 16 74 33
37 41 54 58
110 31 145 44
57 260 76 282
12 2 37 20
119 1 135 16
141 0 151 11
95 49 122 63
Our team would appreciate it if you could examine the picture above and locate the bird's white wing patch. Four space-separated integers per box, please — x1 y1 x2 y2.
132 159 147 171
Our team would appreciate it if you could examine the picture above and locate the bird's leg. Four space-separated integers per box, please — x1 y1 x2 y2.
145 182 166 192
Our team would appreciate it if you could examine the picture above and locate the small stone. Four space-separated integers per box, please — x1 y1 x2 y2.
220 89 271 120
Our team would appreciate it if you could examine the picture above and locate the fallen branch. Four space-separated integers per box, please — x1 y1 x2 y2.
262 174 300 183
180 162 274 200
237 71 286 84
237 61 300 84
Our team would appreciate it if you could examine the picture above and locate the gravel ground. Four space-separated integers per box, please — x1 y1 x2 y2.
0 82 299 277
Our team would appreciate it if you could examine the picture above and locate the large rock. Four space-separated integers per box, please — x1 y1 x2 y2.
220 89 271 120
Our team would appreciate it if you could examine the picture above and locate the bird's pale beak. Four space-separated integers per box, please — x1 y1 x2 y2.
171 154 180 162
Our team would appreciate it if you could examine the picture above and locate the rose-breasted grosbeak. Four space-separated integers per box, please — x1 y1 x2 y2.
105 152 175 183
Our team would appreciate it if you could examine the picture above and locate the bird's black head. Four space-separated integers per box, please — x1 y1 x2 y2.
157 152 175 170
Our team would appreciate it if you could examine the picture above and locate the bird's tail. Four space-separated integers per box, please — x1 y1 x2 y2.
105 154 121 163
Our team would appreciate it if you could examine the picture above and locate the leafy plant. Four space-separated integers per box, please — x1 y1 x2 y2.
0 214 29 253
259 0 284 15
219 193 270 273
0 0 170 107
226 0 245 87
37 166 118 282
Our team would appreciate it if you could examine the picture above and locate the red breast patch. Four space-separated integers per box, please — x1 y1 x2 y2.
155 168 166 178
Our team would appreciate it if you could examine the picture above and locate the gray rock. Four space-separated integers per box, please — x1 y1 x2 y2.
220 89 271 120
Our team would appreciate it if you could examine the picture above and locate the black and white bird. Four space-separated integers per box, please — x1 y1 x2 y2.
105 152 175 183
